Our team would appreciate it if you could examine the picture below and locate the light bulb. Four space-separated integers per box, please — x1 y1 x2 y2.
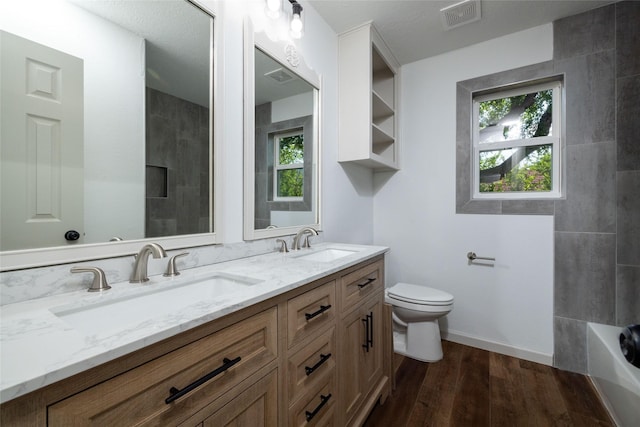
265 0 281 18
290 13 303 32
290 13 303 38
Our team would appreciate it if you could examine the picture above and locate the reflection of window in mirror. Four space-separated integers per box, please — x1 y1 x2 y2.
246 38 320 237
274 130 304 201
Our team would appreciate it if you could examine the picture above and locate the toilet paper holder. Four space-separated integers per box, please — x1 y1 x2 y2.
467 252 495 262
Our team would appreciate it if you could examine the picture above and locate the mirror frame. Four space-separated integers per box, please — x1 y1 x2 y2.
243 19 322 241
0 0 223 271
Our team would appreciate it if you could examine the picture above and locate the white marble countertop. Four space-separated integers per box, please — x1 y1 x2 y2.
0 243 388 403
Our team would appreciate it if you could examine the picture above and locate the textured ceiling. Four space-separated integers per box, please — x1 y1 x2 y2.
308 0 616 65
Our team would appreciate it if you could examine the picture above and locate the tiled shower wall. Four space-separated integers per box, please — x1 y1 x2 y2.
553 1 640 373
145 88 210 238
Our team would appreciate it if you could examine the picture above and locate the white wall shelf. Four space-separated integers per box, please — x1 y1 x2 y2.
338 22 400 171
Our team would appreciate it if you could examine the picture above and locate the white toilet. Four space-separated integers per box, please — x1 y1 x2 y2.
385 283 454 362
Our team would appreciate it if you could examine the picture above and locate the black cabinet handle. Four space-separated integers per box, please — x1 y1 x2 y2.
367 312 374 348
305 304 332 321
305 353 332 376
165 356 241 404
305 393 332 422
362 316 370 352
357 277 375 289
362 312 374 352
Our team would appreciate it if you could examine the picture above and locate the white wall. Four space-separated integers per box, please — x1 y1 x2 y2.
0 0 145 243
213 0 374 244
374 24 555 363
272 92 313 122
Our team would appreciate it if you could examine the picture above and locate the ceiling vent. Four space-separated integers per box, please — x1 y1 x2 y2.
440 0 481 31
264 68 295 84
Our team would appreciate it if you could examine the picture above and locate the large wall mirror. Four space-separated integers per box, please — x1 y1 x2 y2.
243 20 321 240
0 0 221 270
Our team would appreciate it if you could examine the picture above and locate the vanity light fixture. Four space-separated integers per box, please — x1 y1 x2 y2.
265 0 304 39
289 0 304 39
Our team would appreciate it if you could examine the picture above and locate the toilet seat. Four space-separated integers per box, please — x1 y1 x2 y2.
387 283 453 306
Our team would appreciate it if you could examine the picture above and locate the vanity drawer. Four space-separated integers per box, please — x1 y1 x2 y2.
289 372 336 427
47 307 278 427
288 327 336 405
339 260 383 314
287 280 336 349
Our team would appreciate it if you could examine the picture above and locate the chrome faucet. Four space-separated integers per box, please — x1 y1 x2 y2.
292 227 318 250
130 243 167 283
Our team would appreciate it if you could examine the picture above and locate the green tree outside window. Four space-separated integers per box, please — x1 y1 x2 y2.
276 133 304 198
478 89 553 193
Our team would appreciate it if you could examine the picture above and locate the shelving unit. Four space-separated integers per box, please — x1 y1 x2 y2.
338 22 400 171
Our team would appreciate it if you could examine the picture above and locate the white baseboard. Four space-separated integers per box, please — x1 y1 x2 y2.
442 330 553 366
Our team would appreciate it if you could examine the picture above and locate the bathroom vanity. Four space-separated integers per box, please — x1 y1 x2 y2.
0 244 392 426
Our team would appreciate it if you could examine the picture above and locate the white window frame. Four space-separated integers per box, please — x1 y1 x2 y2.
273 129 304 202
472 80 562 200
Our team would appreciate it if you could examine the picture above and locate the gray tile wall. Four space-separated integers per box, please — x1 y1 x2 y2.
455 1 639 374
552 1 640 374
145 88 210 237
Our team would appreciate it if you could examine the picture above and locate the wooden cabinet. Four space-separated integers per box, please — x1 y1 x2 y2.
48 307 278 427
339 260 383 313
1 256 390 427
338 260 387 427
287 281 337 426
338 22 400 171
287 280 336 349
200 370 278 427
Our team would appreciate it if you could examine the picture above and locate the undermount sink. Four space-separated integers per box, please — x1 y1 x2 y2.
293 248 358 262
51 273 260 339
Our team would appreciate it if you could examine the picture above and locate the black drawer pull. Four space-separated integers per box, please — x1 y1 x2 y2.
357 278 375 289
165 356 241 404
305 353 332 376
305 304 332 321
305 393 332 421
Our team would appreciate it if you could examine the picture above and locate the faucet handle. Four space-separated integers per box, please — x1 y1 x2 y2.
276 239 289 253
163 252 189 277
71 266 112 292
302 234 313 249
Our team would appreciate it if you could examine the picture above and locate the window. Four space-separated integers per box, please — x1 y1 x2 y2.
274 130 304 201
472 79 562 199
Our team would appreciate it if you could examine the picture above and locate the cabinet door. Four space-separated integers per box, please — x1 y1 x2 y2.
340 306 366 423
361 298 383 396
340 296 385 426
202 370 278 427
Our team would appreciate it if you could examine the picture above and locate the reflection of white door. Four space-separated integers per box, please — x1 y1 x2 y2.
1 31 84 251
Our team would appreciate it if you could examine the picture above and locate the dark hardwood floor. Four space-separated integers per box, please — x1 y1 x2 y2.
364 340 614 427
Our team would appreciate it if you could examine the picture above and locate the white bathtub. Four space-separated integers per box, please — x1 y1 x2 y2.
587 323 640 427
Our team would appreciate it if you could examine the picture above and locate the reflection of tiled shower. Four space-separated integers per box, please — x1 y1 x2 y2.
145 88 210 238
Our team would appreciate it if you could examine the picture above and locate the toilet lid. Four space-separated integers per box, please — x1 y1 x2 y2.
387 283 453 306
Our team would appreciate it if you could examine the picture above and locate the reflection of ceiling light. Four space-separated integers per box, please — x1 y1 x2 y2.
265 68 295 84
